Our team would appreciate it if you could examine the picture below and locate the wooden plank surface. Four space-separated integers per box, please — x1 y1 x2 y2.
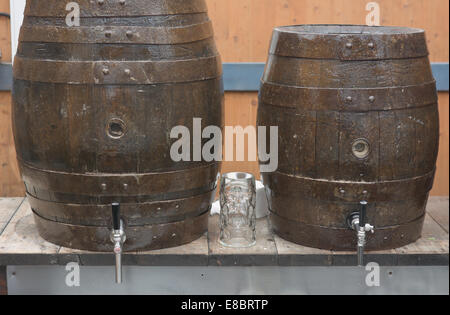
0 0 449 197
0 197 22 224
0 195 448 268
208 215 278 266
274 234 333 266
57 235 209 266
0 1 22 197
0 199 60 265
428 197 450 233
394 213 449 265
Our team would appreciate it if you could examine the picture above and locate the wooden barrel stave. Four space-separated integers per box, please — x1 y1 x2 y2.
17 39 219 61
270 211 425 251
26 189 216 227
264 57 434 88
259 104 439 182
25 0 209 17
13 80 223 173
258 25 439 251
13 0 223 251
33 210 210 252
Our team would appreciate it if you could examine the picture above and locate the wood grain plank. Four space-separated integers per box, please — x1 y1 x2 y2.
0 199 60 258
427 196 449 233
57 235 209 266
274 234 333 266
395 214 448 255
208 215 278 266
0 197 23 234
0 0 11 63
0 92 25 197
0 197 447 266
431 95 450 196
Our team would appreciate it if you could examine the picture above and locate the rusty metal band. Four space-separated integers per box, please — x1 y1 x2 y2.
23 14 209 27
20 161 219 197
33 210 209 252
17 39 218 61
259 81 438 111
27 188 215 227
262 170 435 203
270 27 428 60
270 211 425 251
26 183 216 205
19 21 213 44
25 0 208 17
263 55 435 88
267 193 428 228
13 55 222 84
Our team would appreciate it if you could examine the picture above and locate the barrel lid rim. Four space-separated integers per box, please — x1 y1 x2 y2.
273 24 425 36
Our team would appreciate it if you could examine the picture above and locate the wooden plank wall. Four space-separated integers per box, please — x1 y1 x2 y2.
0 0 448 196
0 0 23 197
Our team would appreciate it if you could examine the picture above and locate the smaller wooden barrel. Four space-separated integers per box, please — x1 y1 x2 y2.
258 25 439 251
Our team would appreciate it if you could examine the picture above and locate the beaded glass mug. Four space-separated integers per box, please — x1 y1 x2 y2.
219 173 257 248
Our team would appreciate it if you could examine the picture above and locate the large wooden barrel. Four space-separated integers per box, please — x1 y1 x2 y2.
258 25 439 251
12 0 223 252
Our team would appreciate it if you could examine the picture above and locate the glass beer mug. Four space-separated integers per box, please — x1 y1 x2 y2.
219 173 257 248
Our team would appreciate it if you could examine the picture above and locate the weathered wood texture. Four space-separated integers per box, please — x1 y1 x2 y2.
258 25 441 251
10 0 223 251
0 197 22 233
0 197 447 266
0 0 449 197
0 1 23 197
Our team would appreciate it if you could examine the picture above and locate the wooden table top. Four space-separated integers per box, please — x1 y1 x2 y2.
0 197 448 267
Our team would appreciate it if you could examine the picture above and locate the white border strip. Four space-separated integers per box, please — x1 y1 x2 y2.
9 0 25 58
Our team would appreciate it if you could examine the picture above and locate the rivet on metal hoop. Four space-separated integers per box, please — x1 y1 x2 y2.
346 42 353 49
119 0 126 5
126 31 133 38
102 68 110 75
368 42 375 49
369 96 375 103
98 0 104 5
346 96 353 103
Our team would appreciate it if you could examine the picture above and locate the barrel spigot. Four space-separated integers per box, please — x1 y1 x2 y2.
347 201 374 266
110 203 126 284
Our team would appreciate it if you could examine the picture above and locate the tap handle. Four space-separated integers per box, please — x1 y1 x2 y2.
359 200 368 227
112 203 121 230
